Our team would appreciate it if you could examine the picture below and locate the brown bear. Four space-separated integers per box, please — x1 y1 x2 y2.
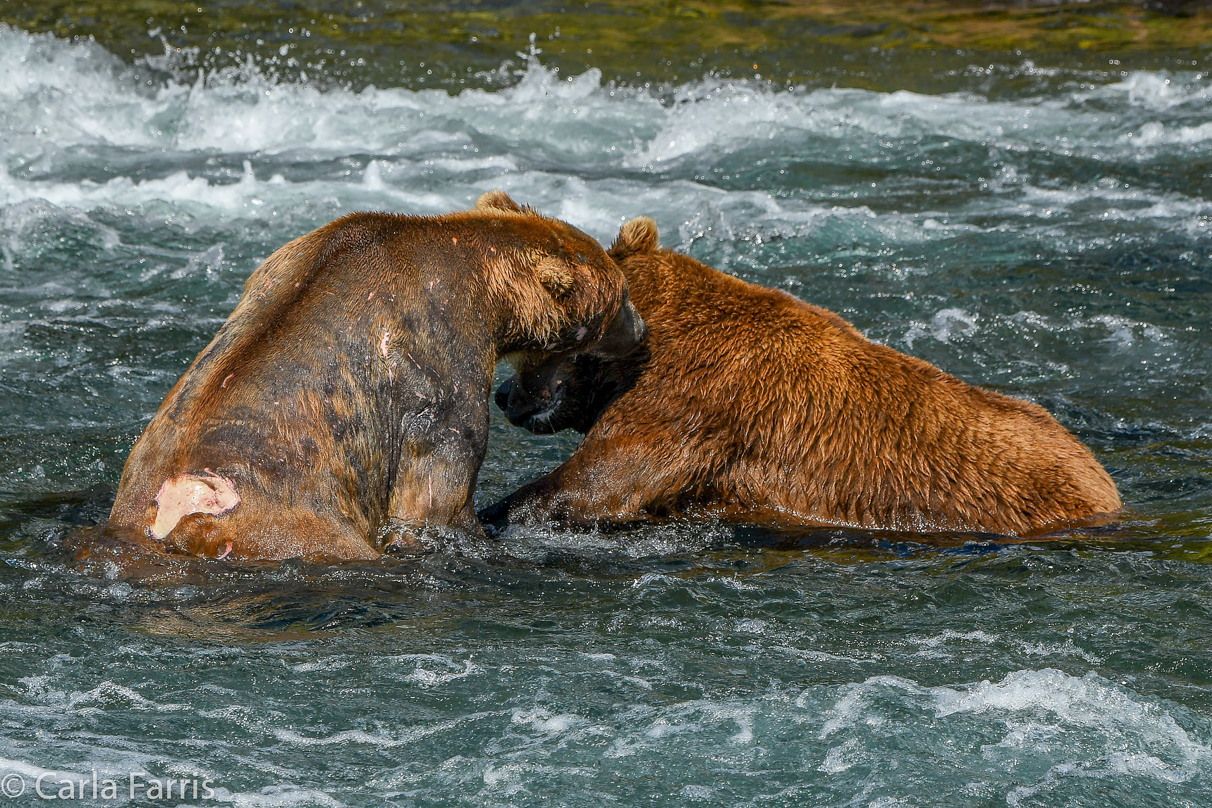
483 217 1121 537
102 192 645 561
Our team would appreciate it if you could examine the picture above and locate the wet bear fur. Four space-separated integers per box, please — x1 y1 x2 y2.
485 217 1121 537
103 192 642 561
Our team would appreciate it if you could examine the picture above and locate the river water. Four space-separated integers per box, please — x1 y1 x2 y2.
1 21 1210 808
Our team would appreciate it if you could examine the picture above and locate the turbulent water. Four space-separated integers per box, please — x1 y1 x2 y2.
1 23 1211 807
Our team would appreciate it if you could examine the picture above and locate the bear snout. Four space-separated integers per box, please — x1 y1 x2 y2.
587 297 647 359
496 371 567 434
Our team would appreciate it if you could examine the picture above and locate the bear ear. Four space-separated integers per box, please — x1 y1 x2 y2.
476 190 527 214
609 216 659 259
535 257 574 300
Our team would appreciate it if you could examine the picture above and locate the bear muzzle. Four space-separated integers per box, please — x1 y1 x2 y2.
586 296 646 359
496 366 568 435
498 297 644 434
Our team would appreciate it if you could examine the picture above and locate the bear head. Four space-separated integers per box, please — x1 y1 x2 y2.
495 215 658 434
475 191 646 363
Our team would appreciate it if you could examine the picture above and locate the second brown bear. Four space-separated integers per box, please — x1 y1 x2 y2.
486 217 1121 537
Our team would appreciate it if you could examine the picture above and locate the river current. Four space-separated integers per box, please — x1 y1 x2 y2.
0 23 1210 807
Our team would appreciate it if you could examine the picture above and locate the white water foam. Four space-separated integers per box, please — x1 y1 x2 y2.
267 708 499 752
817 668 1210 798
2 24 1208 255
1101 70 1211 112
11 676 189 714
898 307 1176 355
211 785 344 808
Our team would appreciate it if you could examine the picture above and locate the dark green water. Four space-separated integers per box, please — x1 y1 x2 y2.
0 18 1210 808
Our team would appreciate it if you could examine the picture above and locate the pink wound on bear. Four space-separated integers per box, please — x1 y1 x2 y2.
151 470 240 539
